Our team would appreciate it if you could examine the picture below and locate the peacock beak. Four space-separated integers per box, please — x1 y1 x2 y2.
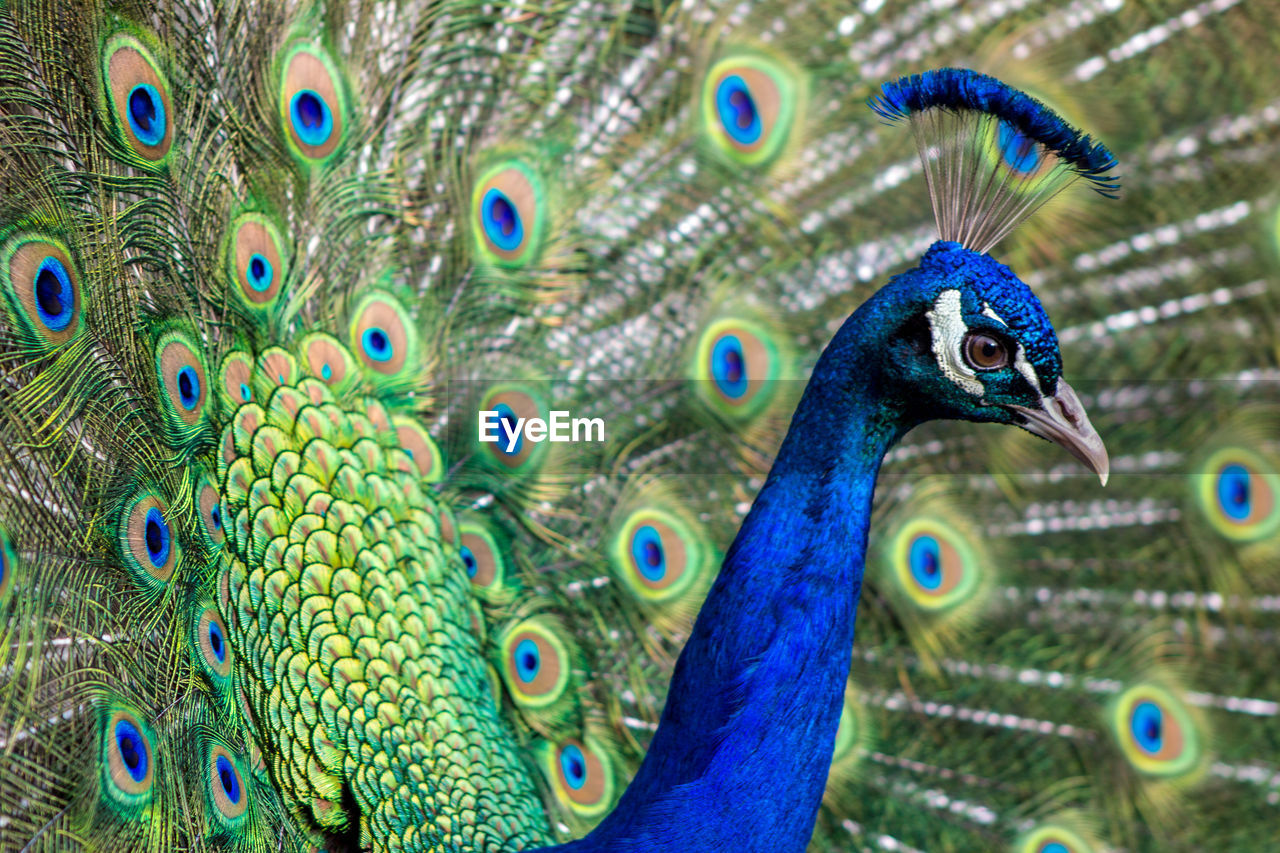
1004 378 1109 486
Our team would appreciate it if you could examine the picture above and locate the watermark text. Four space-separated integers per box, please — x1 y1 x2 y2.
478 410 605 453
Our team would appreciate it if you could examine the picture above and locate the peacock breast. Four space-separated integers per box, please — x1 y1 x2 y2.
214 346 551 852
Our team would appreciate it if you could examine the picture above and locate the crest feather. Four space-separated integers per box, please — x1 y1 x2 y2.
871 68 1119 252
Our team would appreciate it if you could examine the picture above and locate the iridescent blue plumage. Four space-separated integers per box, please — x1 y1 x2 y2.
144 507 172 569
915 239 1063 391
115 719 149 784
546 63 1123 849
909 535 942 589
127 83 166 146
554 239 1106 851
715 76 763 144
290 89 335 146
34 256 75 331
246 253 273 291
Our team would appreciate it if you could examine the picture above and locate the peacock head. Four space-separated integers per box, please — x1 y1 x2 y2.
874 240 1108 484
850 69 1120 484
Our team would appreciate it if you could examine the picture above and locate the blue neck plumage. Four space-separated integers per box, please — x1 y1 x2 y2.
552 295 910 852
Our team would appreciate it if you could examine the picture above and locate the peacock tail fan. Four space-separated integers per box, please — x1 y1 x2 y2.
0 0 1277 852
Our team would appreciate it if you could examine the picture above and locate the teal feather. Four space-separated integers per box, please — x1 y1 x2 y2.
0 1 1278 852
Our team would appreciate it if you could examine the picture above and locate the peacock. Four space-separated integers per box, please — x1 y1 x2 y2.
0 1 1277 852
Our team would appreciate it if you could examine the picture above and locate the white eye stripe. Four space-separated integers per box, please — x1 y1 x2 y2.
926 289 983 395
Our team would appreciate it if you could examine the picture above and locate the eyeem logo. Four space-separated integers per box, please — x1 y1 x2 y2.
479 409 605 453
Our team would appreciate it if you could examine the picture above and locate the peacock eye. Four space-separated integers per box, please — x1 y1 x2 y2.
962 332 1009 370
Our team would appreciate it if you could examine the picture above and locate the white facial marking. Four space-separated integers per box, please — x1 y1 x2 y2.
925 289 983 396
982 303 1043 394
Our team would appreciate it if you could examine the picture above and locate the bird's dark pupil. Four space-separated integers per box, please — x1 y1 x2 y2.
370 330 388 353
501 412 518 432
643 541 662 567
522 652 537 672
211 505 221 527
35 268 63 316
569 757 584 778
145 518 164 557
492 197 516 237
129 88 156 130
220 765 235 794
982 340 998 358
922 551 939 576
1230 477 1249 507
210 627 223 655
120 734 141 770
249 257 265 280
1145 718 1161 742
729 89 755 129
724 349 744 383
178 370 194 401
463 553 476 569
297 92 324 129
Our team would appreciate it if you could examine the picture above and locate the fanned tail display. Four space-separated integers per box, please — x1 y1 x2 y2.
0 1 1276 852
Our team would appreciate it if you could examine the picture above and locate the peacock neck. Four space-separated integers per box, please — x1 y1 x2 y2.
552 305 905 852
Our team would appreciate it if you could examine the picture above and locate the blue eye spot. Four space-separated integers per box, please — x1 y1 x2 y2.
560 744 587 790
1131 701 1163 754
493 403 523 456
908 535 942 590
126 84 166 147
320 362 332 380
1041 844 1070 853
630 525 666 582
290 89 334 147
514 637 540 683
481 189 524 252
207 618 226 663
114 719 148 783
176 365 201 411
715 75 762 145
361 327 393 363
460 546 477 578
245 253 273 292
710 334 748 399
209 502 222 531
1217 464 1252 521
997 121 1041 175
143 507 171 568
215 754 241 804
33 257 74 332
238 383 251 402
